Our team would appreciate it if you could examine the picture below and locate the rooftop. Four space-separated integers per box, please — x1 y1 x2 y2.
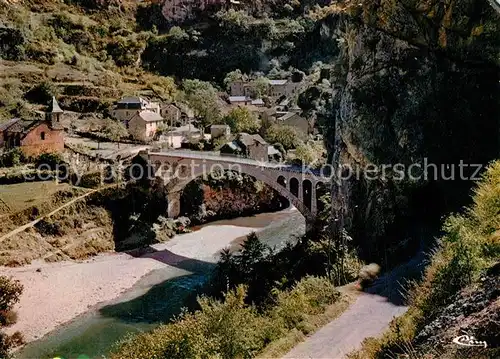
278 112 298 121
268 145 281 156
229 96 249 103
238 133 267 146
137 110 164 122
118 96 148 105
269 79 288 86
48 96 63 113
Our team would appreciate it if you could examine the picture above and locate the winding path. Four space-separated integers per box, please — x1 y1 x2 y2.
282 254 425 359
282 291 407 358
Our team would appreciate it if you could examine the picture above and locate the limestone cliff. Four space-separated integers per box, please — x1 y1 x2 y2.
326 0 500 263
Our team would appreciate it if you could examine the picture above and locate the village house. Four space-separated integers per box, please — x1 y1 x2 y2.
162 124 203 149
0 97 64 156
229 78 303 101
276 112 313 136
210 124 231 140
160 103 181 124
111 96 160 124
127 110 165 142
220 133 280 162
261 109 313 138
269 79 302 98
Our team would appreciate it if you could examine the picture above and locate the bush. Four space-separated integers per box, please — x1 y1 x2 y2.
24 81 58 104
35 152 64 170
270 276 339 329
0 277 23 357
0 148 25 168
78 171 102 188
34 218 65 236
265 125 302 150
0 277 23 315
112 277 339 359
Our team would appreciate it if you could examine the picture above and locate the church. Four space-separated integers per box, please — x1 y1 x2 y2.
0 97 65 157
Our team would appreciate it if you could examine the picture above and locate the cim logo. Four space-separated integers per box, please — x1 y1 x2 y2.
452 334 488 348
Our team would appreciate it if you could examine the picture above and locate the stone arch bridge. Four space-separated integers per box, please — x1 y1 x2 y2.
145 151 331 229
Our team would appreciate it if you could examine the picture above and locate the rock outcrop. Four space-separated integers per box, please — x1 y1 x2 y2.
327 0 500 263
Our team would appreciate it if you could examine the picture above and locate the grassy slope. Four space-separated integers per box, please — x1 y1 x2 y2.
348 160 500 359
0 0 177 121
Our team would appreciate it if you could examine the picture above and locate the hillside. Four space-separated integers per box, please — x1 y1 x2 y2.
1 0 499 264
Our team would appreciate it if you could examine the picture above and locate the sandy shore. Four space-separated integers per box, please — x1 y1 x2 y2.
1 224 259 343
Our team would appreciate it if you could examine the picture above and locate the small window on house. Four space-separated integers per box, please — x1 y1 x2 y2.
40 132 45 140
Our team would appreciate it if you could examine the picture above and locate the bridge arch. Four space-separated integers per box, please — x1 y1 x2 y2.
303 179 312 210
289 177 299 198
277 175 287 188
155 158 316 224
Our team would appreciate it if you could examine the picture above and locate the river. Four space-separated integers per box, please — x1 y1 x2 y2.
15 208 304 359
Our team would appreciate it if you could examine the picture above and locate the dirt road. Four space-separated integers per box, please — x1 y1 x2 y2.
283 254 424 359
282 291 407 358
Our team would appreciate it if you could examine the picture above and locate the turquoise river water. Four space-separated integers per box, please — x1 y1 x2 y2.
16 209 304 359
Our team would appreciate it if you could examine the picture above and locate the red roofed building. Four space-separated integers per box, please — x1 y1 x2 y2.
0 97 64 157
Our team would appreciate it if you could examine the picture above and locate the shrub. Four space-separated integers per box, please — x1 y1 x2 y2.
270 276 339 329
0 148 25 168
24 81 59 104
0 276 23 357
0 277 23 314
112 278 339 359
35 152 64 170
358 263 380 288
265 125 302 150
78 171 102 188
351 160 500 358
34 219 65 236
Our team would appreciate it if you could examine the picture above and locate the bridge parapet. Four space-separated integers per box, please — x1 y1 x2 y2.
146 151 331 230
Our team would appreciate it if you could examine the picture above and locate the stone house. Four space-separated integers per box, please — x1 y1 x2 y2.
112 96 160 124
277 112 313 136
220 133 270 161
229 78 303 100
0 97 64 156
127 110 165 142
210 124 230 139
269 79 302 98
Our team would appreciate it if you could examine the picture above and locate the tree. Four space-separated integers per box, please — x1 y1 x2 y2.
265 124 302 150
222 107 260 134
0 276 23 357
181 79 221 132
145 75 177 102
292 143 316 165
223 69 248 90
102 119 128 148
253 76 269 98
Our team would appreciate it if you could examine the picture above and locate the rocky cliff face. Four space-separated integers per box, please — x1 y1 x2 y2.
413 262 499 358
326 0 500 263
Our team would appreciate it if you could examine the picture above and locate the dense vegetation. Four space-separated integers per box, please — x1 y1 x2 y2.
349 160 500 359
0 277 23 358
112 275 343 359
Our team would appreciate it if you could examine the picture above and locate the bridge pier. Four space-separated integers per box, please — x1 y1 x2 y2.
167 191 182 218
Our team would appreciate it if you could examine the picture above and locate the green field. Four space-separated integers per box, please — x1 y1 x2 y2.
0 181 70 215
